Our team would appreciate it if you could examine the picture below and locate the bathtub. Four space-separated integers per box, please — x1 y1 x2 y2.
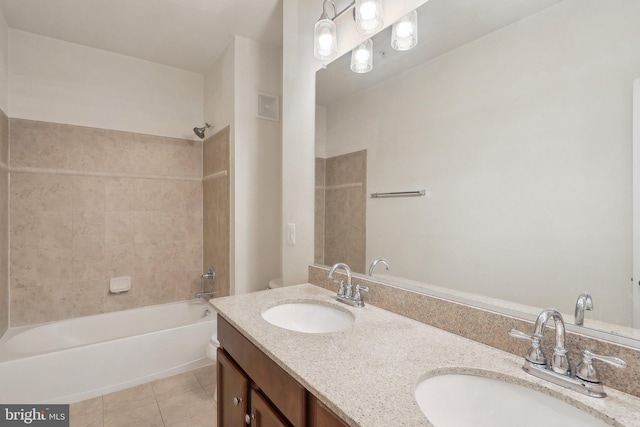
0 299 217 404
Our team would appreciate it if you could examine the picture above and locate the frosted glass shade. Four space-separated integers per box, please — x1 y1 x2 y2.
350 39 373 73
355 0 383 34
314 18 338 60
391 10 418 51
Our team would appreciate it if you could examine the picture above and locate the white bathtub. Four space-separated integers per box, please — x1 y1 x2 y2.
0 299 217 404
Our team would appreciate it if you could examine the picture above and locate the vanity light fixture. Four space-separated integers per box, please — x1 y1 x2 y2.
350 38 373 73
314 0 338 60
355 0 384 34
313 0 418 73
391 10 418 51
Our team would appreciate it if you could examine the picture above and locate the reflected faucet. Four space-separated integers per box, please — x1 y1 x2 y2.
574 293 593 326
368 258 390 276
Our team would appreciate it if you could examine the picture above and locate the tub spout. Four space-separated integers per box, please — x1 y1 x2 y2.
195 291 217 299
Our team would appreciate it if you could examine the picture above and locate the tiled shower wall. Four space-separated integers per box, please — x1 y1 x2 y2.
203 127 230 297
315 150 367 274
9 119 203 327
0 110 8 336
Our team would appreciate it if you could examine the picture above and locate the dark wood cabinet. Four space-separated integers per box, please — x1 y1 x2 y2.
249 388 289 427
217 348 248 426
308 395 349 427
217 315 347 427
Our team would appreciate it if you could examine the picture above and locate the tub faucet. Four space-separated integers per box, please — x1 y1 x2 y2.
328 263 352 298
195 291 217 299
574 293 593 326
368 258 390 276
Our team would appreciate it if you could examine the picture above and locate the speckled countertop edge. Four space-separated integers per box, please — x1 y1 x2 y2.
210 284 640 427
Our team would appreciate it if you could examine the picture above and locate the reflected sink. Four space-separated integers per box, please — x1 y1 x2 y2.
414 374 609 427
261 302 354 333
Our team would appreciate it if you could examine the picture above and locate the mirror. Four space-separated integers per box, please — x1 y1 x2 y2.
315 0 640 341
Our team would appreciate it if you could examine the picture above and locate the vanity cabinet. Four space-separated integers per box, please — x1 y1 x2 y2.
217 315 348 427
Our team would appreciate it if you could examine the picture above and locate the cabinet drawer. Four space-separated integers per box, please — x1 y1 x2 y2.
218 315 306 426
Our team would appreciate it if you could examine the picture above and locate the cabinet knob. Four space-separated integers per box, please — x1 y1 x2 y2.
244 413 255 424
233 397 243 406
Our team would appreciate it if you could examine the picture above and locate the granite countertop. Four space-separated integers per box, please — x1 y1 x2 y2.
210 283 640 427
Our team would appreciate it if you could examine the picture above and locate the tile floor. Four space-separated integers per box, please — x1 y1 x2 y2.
69 365 217 427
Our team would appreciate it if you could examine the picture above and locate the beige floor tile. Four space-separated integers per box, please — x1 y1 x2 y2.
103 383 156 414
165 409 216 427
103 402 164 427
70 396 103 417
192 365 216 388
203 383 217 402
157 387 214 426
70 412 104 427
151 372 202 401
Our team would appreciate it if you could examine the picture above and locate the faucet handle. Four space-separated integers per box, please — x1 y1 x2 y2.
576 350 626 383
334 280 346 297
508 329 546 365
353 284 369 300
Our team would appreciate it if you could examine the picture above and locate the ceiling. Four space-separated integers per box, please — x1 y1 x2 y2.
316 0 563 106
0 0 283 74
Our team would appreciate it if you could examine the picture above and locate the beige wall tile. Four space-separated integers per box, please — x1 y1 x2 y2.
105 179 138 212
11 173 73 213
135 179 186 213
322 151 367 273
9 121 204 327
10 281 103 326
73 177 106 212
105 213 135 245
0 112 7 335
203 126 230 176
0 109 8 166
165 139 203 178
134 211 185 244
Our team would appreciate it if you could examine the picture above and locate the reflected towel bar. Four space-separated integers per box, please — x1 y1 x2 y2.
370 190 425 198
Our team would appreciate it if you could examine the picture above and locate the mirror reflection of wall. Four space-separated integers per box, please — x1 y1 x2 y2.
316 0 640 329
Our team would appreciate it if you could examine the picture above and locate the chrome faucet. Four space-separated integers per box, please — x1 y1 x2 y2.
328 262 352 298
509 308 625 398
574 293 593 326
368 258 390 276
196 268 217 299
328 263 369 308
195 290 217 299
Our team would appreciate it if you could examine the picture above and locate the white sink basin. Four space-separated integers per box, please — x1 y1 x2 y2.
261 302 354 333
414 374 609 427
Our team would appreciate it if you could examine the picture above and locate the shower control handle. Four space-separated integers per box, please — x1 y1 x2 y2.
202 268 216 283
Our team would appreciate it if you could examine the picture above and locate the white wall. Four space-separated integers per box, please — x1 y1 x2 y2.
204 42 235 131
323 0 639 325
233 36 282 293
9 30 203 139
204 36 282 294
281 0 428 285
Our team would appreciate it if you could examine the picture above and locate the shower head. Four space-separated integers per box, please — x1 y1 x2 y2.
193 123 214 139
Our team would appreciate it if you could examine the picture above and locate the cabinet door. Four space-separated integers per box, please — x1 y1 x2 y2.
249 389 290 427
308 394 349 427
218 348 249 427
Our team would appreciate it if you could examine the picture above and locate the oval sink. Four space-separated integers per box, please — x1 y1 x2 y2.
414 374 609 427
261 302 354 333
